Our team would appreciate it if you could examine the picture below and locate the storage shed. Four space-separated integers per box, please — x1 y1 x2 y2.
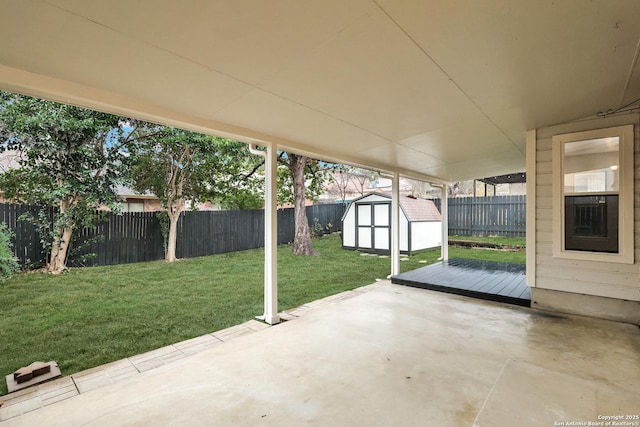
342 193 442 255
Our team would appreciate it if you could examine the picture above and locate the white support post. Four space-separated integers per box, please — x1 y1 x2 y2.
440 185 448 262
525 129 537 288
263 145 279 324
249 144 279 325
391 172 400 276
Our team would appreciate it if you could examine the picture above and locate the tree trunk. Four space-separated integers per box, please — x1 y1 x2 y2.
165 209 181 262
288 154 318 256
46 197 73 274
47 227 73 274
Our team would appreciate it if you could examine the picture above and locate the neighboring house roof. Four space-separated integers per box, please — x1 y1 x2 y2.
114 184 158 200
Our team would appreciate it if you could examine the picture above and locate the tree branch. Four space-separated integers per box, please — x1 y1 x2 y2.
240 159 265 180
276 151 288 167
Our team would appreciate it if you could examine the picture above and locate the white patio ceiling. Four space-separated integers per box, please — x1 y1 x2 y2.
0 1 639 183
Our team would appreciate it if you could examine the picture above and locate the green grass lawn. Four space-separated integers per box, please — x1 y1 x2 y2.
0 234 524 395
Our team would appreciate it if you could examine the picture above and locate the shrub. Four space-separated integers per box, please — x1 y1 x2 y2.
311 218 324 238
0 224 20 283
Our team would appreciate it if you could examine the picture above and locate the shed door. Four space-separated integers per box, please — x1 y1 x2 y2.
356 202 390 251
356 204 372 248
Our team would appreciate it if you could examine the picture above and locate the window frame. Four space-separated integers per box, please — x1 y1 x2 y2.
552 124 634 264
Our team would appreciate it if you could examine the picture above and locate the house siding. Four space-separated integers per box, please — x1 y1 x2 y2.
533 114 640 309
143 199 163 212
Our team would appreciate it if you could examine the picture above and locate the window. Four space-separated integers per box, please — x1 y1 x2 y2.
123 200 145 212
552 125 634 264
564 195 618 252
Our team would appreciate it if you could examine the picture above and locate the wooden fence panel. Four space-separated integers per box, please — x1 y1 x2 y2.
430 195 526 237
277 209 294 244
0 204 50 267
70 212 164 267
1 203 346 267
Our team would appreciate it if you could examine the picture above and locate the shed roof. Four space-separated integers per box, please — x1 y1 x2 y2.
347 193 441 223
399 196 441 222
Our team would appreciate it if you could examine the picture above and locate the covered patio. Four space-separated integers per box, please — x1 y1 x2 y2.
1 282 638 426
0 1 639 424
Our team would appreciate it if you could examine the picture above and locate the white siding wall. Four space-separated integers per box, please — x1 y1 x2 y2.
411 221 442 251
535 113 640 301
400 213 409 252
342 204 356 247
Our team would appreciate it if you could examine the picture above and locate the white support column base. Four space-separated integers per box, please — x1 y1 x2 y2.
257 314 281 325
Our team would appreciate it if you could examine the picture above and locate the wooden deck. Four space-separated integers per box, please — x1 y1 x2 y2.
391 258 530 307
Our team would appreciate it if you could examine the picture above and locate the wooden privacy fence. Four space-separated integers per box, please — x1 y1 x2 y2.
430 195 526 237
0 203 346 267
448 195 526 237
0 204 51 267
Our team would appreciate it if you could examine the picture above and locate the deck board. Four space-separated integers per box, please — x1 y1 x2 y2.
391 258 530 307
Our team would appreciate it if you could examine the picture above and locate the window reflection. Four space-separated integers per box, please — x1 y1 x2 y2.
563 137 619 194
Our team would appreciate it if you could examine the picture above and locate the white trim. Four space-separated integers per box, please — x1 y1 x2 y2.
551 125 634 265
526 129 537 288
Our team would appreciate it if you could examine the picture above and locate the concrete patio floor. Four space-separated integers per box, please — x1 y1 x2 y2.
1 280 639 426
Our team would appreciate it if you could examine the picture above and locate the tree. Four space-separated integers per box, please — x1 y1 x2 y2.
447 182 462 197
324 164 352 205
350 167 378 196
323 165 378 203
126 126 261 262
242 151 327 255
405 178 433 199
216 189 263 210
278 154 321 255
0 91 128 273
